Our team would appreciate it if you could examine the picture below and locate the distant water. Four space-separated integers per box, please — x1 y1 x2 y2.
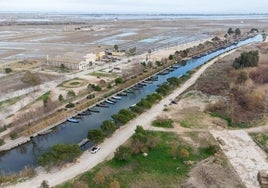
1 13 268 22
76 14 268 20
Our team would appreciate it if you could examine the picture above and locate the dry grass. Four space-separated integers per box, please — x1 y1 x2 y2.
0 166 35 185
193 44 268 126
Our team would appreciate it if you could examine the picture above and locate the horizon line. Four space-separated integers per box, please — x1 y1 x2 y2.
0 11 268 15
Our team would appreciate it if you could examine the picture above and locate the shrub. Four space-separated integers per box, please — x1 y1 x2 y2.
180 148 190 160
37 144 81 167
87 93 95 99
58 94 64 102
10 131 18 140
115 77 124 85
130 126 159 154
112 109 136 125
233 50 259 69
88 129 105 143
0 139 4 146
130 105 143 114
67 90 76 98
156 83 171 96
101 120 117 136
114 146 131 161
236 71 248 85
136 99 152 109
152 118 174 128
65 102 75 108
91 84 102 91
203 145 219 155
4 68 12 73
167 77 181 87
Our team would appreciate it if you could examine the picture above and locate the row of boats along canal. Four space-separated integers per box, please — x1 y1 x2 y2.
66 69 172 124
0 34 263 173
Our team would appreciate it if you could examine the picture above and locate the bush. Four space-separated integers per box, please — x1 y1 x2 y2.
88 129 106 143
10 131 18 140
130 126 159 154
237 71 248 85
167 77 181 87
180 148 190 160
58 94 64 102
136 99 152 109
65 102 75 108
67 90 76 98
4 68 12 73
156 83 171 96
115 77 124 85
37 144 81 167
233 50 259 69
202 145 219 156
152 119 174 128
112 109 136 125
130 105 143 114
114 146 131 161
101 120 117 136
0 139 4 146
87 93 95 99
91 84 102 91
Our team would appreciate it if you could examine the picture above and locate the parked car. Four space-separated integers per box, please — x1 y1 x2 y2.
90 145 100 154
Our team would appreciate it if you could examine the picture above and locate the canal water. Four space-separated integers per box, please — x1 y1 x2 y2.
0 35 263 174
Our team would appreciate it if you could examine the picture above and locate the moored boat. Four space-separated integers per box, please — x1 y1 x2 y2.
106 99 114 104
67 118 79 123
112 95 122 100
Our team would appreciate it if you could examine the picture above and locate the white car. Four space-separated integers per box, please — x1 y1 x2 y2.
90 146 100 154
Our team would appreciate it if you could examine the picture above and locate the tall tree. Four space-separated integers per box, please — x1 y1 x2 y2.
114 44 119 52
227 28 234 35
235 28 241 36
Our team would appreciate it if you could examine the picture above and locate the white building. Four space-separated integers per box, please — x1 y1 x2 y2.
49 52 98 70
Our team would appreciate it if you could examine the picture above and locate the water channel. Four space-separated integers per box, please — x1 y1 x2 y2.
0 34 263 174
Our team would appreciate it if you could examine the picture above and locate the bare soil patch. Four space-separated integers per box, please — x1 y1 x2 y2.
184 155 244 188
164 90 228 129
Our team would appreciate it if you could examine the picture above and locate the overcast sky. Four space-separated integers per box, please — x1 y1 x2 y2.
0 0 267 14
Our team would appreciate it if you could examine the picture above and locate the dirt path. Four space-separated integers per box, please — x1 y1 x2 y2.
211 130 268 188
7 46 234 188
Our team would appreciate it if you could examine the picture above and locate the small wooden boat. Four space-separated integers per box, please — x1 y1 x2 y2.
112 95 121 100
96 103 109 108
106 99 114 104
109 98 116 103
79 111 91 116
67 118 79 123
138 83 147 87
125 89 134 93
88 108 100 113
117 92 127 96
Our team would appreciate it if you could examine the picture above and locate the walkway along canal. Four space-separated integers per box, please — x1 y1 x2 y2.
0 34 263 174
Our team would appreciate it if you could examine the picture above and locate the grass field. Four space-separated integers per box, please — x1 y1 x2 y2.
57 131 215 188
